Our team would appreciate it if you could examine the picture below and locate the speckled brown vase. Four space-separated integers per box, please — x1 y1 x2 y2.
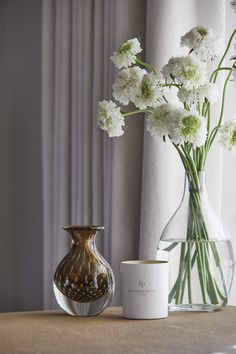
53 226 115 316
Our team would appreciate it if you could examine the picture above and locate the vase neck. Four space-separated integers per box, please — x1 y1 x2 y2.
185 171 206 194
182 171 210 207
63 225 104 244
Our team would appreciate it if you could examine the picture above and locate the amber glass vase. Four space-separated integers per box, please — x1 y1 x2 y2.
53 226 115 316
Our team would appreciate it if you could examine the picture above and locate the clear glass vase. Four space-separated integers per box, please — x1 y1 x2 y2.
158 171 235 312
53 225 115 316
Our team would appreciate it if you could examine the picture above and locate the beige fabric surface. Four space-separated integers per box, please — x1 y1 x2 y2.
0 307 236 354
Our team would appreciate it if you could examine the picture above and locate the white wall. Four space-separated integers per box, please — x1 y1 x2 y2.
221 1 236 305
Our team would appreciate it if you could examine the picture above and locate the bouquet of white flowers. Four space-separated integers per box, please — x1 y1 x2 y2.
97 20 236 310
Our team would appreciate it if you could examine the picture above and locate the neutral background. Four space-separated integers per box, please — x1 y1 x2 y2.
0 0 235 312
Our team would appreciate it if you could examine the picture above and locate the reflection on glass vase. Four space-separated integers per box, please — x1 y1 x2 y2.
53 226 115 316
158 171 235 312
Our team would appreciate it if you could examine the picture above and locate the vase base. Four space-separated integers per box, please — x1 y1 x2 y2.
169 303 225 312
53 283 112 316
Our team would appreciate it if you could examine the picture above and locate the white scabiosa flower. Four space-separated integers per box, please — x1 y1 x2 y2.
113 67 146 105
97 100 125 137
162 56 208 90
177 83 219 106
146 103 182 137
110 38 142 69
180 26 223 61
170 111 207 147
132 74 163 109
219 119 236 152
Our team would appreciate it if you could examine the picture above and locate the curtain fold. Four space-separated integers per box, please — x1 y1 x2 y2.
42 0 235 308
42 0 72 308
42 0 146 307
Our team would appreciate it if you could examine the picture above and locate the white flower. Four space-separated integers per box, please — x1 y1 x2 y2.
231 0 236 13
110 38 142 69
97 100 125 137
132 74 163 109
180 26 223 61
219 119 236 152
170 111 207 147
147 103 182 137
113 67 146 105
162 56 208 90
177 83 219 106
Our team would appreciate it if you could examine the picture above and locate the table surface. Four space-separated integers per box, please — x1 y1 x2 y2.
0 306 236 354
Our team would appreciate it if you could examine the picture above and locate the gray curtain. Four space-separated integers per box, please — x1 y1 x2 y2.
42 0 146 307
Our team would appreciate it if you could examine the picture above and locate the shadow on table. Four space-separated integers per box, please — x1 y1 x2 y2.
11 310 126 321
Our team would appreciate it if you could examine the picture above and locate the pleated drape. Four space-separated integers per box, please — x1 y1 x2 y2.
42 0 236 307
42 0 146 307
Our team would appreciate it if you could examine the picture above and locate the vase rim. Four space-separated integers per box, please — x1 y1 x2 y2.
63 225 104 231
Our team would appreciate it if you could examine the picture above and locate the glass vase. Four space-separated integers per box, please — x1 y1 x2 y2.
158 171 235 312
53 225 115 316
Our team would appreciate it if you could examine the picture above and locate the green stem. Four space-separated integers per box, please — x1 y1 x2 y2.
212 28 236 83
210 67 232 82
190 199 208 303
207 104 211 133
163 95 168 103
163 242 179 252
180 268 188 303
210 242 228 299
176 243 187 304
168 246 198 303
123 109 152 117
135 57 157 74
187 242 192 303
162 83 181 89
208 68 233 148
